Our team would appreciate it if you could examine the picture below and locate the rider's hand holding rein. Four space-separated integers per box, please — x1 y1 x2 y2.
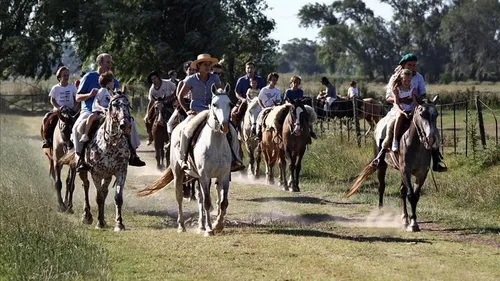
76 88 99 102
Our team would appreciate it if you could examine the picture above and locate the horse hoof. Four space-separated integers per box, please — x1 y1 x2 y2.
96 222 106 229
204 230 214 237
58 205 67 213
177 226 186 233
114 224 125 232
213 223 224 233
406 224 420 232
65 208 74 214
82 214 93 225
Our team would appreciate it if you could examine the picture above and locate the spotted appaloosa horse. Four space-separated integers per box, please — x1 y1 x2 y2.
43 107 78 212
152 100 173 171
346 96 440 232
63 91 132 231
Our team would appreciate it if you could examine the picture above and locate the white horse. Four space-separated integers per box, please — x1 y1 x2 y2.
241 97 262 177
138 84 233 236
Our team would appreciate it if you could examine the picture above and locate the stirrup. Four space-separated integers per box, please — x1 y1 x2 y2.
129 156 146 167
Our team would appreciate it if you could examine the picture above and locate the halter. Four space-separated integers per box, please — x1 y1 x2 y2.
411 104 435 149
103 94 131 142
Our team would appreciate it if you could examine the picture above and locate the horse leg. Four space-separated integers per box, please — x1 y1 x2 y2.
399 181 409 228
407 176 426 232
114 172 127 231
263 148 272 185
213 176 230 233
79 172 93 225
194 182 205 233
247 142 255 176
174 174 186 233
199 176 213 236
93 176 110 229
377 162 387 208
54 163 66 212
64 168 76 213
287 150 297 192
293 150 305 192
155 142 162 171
278 148 288 190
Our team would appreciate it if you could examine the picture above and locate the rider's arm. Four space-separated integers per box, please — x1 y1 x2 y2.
178 82 192 113
76 89 98 102
145 86 154 118
50 97 61 110
393 88 405 114
235 77 246 102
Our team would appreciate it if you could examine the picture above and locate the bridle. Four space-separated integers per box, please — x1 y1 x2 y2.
103 94 131 141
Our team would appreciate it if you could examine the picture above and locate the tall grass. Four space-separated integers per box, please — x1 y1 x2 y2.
0 118 110 280
300 130 500 230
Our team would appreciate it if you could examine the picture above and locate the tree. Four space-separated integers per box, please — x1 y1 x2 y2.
278 38 325 75
440 0 500 80
299 0 396 80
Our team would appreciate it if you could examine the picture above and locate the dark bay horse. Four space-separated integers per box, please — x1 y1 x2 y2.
346 97 440 232
314 97 384 135
152 101 173 171
42 107 79 212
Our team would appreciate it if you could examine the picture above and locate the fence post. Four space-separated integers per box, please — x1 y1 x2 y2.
440 102 444 154
31 94 34 111
475 95 487 149
340 118 343 143
465 99 468 157
453 101 457 155
352 97 361 147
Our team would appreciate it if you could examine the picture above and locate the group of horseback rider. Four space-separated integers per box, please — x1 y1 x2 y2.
40 52 446 174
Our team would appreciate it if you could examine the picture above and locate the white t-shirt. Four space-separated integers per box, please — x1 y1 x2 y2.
258 86 281 108
395 87 415 112
92 88 111 113
148 79 176 101
348 87 359 98
48 83 77 110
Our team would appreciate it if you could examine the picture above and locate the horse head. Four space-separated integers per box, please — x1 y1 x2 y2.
209 84 232 134
288 98 310 136
154 100 169 126
108 91 132 135
246 97 262 136
57 106 77 143
413 95 440 150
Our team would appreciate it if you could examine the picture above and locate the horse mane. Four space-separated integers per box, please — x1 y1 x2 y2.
265 104 294 132
247 97 260 112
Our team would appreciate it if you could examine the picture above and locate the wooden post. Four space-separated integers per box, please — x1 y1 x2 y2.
465 99 468 157
453 101 457 155
440 102 444 154
352 97 361 147
475 95 487 149
31 94 34 111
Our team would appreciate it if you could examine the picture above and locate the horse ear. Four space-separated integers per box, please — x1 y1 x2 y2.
224 83 231 95
211 84 218 96
431 95 439 104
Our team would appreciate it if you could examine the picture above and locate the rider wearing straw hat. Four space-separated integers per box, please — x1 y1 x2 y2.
177 54 245 172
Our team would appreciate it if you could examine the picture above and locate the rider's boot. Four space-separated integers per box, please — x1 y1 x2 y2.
370 140 386 168
178 131 189 170
76 144 90 172
431 149 447 172
228 125 245 172
128 137 146 167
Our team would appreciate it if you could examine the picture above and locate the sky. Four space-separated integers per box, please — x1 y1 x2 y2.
263 0 393 46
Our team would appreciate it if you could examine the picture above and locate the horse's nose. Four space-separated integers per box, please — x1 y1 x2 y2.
221 123 229 133
119 119 130 130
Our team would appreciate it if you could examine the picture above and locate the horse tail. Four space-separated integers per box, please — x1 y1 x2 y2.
44 148 55 180
137 167 173 197
345 164 377 198
59 150 76 166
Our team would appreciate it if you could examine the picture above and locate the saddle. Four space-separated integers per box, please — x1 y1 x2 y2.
88 115 107 141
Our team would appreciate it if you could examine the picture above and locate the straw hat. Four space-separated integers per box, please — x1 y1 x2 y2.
190 54 218 69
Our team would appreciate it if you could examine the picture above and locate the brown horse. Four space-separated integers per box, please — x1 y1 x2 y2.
152 101 173 171
282 99 316 192
346 97 440 232
42 107 79 212
230 99 248 160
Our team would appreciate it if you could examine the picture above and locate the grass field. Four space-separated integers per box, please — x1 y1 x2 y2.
0 113 499 280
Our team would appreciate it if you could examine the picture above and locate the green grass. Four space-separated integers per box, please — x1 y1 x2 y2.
1 114 500 280
0 116 110 280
